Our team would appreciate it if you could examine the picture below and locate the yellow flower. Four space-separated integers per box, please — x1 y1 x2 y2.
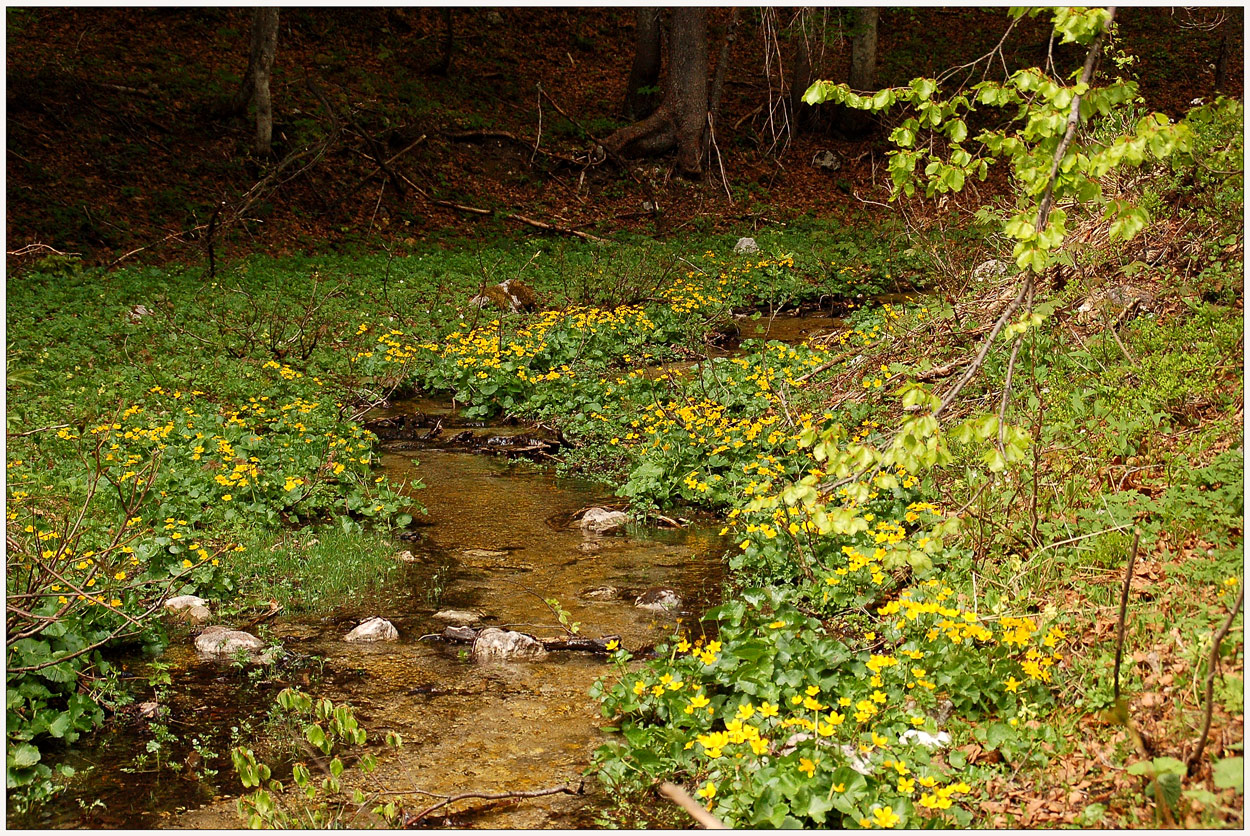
758 701 779 718
898 777 915 794
872 806 901 828
222 494 233 502
695 782 716 801
798 757 817 777
685 693 710 714
1005 676 1021 693
605 639 619 651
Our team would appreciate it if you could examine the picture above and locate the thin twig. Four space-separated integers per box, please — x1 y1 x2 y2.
658 781 729 829
1187 584 1243 773
402 783 579 826
1113 530 1141 705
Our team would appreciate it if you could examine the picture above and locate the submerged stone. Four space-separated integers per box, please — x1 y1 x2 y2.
433 609 483 625
345 616 399 643
471 627 547 661
634 587 682 612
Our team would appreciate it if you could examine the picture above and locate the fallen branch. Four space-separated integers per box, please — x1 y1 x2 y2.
914 357 972 382
7 243 81 259
658 781 728 829
791 347 859 383
388 168 607 243
1187 583 1243 774
403 783 581 826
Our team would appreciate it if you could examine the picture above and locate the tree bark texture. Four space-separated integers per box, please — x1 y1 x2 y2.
430 8 454 76
622 8 662 120
832 7 878 139
668 7 709 177
603 7 710 177
788 11 813 137
251 8 279 155
708 8 739 124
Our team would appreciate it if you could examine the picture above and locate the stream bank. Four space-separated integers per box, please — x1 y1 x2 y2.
12 404 726 829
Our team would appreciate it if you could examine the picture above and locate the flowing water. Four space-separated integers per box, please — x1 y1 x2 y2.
12 410 726 830
12 312 855 829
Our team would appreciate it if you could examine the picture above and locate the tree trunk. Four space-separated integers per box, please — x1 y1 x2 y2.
708 8 739 124
1213 19 1229 95
789 11 813 137
832 7 877 139
430 8 454 76
622 8 662 120
669 8 708 177
251 8 279 155
602 8 710 177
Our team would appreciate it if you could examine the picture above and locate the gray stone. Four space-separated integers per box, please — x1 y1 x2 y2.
733 237 759 255
165 595 212 625
971 259 1009 281
471 627 547 662
811 150 842 171
195 626 265 658
582 586 619 601
899 729 952 749
396 550 419 563
433 609 483 626
345 616 399 643
1076 284 1156 325
634 587 682 612
137 700 165 720
579 507 629 534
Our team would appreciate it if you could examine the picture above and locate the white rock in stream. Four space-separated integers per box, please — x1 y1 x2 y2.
579 507 629 534
471 627 547 661
345 616 399 643
634 587 682 612
195 625 265 658
433 609 483 626
164 595 211 624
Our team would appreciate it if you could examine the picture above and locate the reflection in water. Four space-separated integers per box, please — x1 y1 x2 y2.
17 437 725 829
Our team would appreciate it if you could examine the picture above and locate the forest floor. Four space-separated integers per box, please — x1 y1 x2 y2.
5 6 1245 831
5 7 1243 266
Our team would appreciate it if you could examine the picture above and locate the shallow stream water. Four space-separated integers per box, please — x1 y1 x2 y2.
13 312 857 829
13 411 725 829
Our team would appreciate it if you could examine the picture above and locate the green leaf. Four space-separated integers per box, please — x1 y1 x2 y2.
1213 757 1243 791
11 743 41 769
304 723 330 755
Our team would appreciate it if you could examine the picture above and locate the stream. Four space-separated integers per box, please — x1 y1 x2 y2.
12 406 726 829
11 311 849 829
